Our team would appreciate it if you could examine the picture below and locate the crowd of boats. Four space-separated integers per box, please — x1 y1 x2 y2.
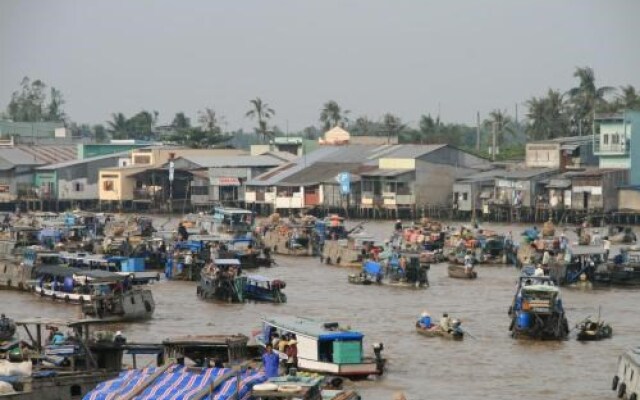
0 207 640 399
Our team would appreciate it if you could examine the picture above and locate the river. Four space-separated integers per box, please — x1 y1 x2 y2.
1 220 638 399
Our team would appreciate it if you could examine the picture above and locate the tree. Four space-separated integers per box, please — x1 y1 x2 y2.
6 77 65 122
568 67 615 130
525 89 570 140
350 116 378 136
302 125 320 140
484 110 514 159
319 100 349 131
93 124 108 143
245 97 275 142
171 112 191 130
380 113 406 143
417 114 440 143
615 85 640 111
107 113 129 139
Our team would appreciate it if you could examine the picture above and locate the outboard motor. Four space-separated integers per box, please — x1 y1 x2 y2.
373 342 385 375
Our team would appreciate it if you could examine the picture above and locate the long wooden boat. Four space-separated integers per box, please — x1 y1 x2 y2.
415 326 464 340
448 264 477 279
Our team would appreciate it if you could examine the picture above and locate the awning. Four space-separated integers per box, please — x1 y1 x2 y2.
479 190 493 199
546 179 571 189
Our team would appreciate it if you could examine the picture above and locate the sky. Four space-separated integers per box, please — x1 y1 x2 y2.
1 0 639 132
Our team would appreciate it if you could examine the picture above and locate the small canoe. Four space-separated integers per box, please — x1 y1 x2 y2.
415 326 464 340
348 274 375 285
576 322 613 341
448 264 477 279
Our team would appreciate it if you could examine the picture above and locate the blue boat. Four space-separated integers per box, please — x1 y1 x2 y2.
508 272 569 340
242 274 287 303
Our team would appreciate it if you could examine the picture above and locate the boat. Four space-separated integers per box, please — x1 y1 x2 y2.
508 273 569 340
0 315 16 342
385 253 429 288
575 316 613 341
243 274 287 303
215 238 275 269
612 346 640 400
0 318 124 399
594 248 640 286
448 264 477 279
348 261 383 285
258 315 385 379
415 325 464 340
197 259 244 302
259 216 323 257
253 376 361 400
30 265 155 321
321 232 377 268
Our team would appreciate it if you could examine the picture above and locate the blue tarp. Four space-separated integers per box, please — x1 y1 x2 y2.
363 261 382 276
84 365 266 400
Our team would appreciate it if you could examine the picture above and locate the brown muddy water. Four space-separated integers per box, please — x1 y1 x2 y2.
1 220 639 399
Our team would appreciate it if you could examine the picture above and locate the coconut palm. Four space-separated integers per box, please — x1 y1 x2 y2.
245 97 275 142
107 113 129 139
615 85 640 111
381 113 406 143
319 100 350 131
526 89 569 140
568 67 615 127
484 110 514 159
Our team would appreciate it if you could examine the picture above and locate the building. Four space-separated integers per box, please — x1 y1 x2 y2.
34 152 130 208
525 136 597 169
452 169 505 215
167 152 292 207
0 121 69 144
493 168 559 208
566 169 628 213
318 126 398 146
246 144 488 215
593 111 640 172
77 141 156 160
97 148 245 209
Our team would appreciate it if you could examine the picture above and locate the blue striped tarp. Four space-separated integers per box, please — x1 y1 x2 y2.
84 365 266 400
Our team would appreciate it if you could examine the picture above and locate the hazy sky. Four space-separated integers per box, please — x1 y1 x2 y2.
1 0 639 131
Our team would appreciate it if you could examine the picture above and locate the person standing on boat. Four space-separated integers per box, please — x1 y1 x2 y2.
285 339 298 372
262 343 280 378
395 219 403 232
464 251 474 274
603 236 611 261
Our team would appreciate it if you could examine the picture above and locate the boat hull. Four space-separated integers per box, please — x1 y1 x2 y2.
447 265 477 279
415 326 463 340
296 358 382 379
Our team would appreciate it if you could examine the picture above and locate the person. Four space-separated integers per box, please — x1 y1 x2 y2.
591 230 602 246
559 233 568 252
114 331 127 345
534 264 545 277
542 250 550 267
439 313 452 332
271 333 280 349
603 236 611 261
51 330 66 346
464 251 474 273
178 223 189 241
285 339 298 372
0 314 8 330
417 311 432 329
262 343 280 378
278 337 288 353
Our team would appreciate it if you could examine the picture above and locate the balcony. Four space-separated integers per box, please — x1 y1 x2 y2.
593 136 629 156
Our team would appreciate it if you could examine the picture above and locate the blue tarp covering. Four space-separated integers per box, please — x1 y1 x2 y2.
363 261 382 276
84 365 266 400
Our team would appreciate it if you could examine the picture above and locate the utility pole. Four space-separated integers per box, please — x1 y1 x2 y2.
492 121 497 161
476 112 481 152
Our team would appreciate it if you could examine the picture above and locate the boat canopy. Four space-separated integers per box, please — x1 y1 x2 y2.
246 274 274 283
214 259 241 266
34 264 124 280
262 316 364 341
523 284 559 293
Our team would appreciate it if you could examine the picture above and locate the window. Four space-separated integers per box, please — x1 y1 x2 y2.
603 134 609 145
612 134 619 144
462 193 468 201
103 180 115 191
133 155 151 165
191 186 209 196
74 182 84 192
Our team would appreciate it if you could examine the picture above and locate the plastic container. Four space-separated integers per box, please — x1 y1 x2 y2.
517 312 532 329
333 341 362 364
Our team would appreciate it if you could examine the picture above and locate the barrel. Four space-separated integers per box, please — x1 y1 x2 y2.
63 277 74 292
517 312 532 329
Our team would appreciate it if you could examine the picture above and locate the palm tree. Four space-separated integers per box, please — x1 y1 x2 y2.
484 110 514 160
319 100 349 131
526 89 570 140
245 97 275 142
351 116 377 136
107 113 129 139
198 108 222 133
616 85 640 111
568 67 615 129
381 113 406 143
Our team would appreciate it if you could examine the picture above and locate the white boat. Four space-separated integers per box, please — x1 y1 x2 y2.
612 346 640 399
259 315 385 379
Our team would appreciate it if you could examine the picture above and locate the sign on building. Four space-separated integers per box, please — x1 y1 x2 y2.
336 172 351 195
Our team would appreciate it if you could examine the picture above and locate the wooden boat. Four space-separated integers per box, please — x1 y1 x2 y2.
242 274 287 303
576 317 613 341
258 315 385 378
415 325 464 340
448 264 477 279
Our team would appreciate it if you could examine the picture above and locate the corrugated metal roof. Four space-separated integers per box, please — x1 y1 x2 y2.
499 168 557 179
247 147 343 186
37 151 129 171
279 162 370 185
177 155 283 168
360 168 414 177
15 145 77 164
456 169 505 183
379 144 447 159
0 148 43 166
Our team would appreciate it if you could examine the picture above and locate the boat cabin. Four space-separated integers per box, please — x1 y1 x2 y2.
242 275 287 303
613 346 640 399
260 316 384 378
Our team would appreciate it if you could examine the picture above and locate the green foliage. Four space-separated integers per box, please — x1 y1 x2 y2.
93 124 108 143
169 108 228 148
526 89 570 140
246 97 275 142
6 77 66 122
107 110 158 140
320 100 349 131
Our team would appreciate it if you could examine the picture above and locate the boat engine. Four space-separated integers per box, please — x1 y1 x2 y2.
373 342 385 375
